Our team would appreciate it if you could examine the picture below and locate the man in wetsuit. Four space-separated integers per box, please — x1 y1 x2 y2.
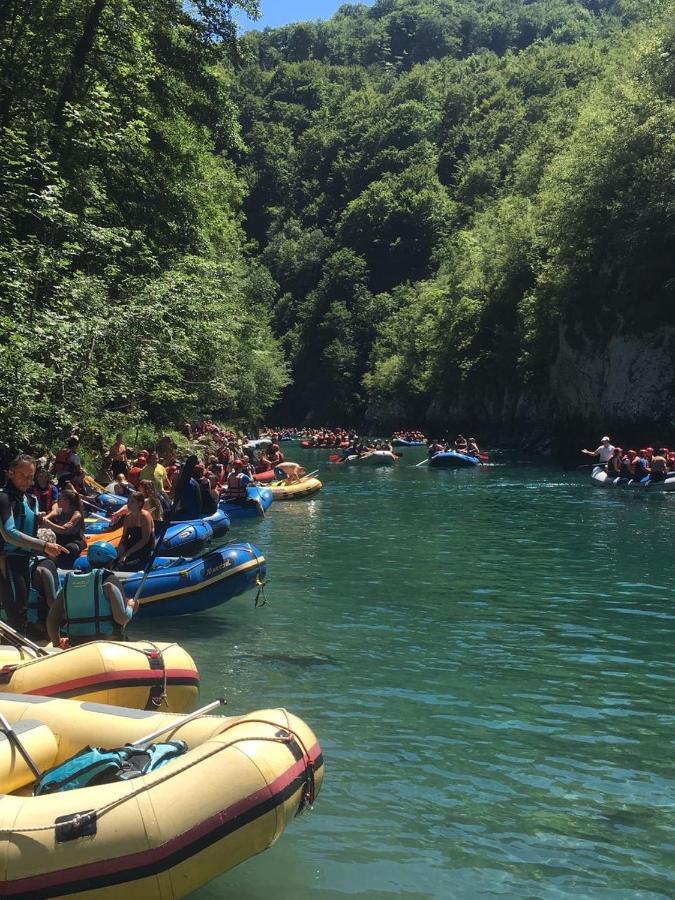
0 455 66 629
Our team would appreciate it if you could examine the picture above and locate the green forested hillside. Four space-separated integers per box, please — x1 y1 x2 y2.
1 0 673 453
0 0 287 455
237 0 675 434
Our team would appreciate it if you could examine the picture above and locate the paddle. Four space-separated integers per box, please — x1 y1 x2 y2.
80 497 107 514
0 712 42 778
131 455 198 605
0 620 49 657
131 697 226 747
416 458 430 467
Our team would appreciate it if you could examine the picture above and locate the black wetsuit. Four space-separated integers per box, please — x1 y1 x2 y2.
0 482 47 628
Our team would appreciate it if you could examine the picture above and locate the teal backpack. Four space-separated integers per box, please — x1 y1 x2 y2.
34 741 187 795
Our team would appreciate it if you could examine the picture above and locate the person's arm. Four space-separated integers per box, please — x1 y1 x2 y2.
581 447 599 457
105 577 138 625
44 511 78 535
0 493 62 556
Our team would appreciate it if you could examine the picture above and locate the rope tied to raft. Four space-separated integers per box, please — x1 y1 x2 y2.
0 713 317 834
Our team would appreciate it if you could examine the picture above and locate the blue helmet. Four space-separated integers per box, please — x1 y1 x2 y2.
73 556 91 573
87 541 117 567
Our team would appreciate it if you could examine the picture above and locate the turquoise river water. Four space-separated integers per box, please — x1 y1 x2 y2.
137 447 675 899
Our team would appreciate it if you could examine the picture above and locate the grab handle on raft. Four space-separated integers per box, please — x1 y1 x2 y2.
0 713 42 778
131 698 226 748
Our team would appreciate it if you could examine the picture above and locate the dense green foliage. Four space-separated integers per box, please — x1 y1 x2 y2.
236 0 675 429
0 0 288 457
2 0 674 448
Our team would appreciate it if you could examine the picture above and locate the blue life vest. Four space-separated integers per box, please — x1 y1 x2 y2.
34 740 188 795
62 569 116 637
1 492 38 556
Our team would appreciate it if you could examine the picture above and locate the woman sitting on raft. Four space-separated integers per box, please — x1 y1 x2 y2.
116 491 155 572
43 489 86 569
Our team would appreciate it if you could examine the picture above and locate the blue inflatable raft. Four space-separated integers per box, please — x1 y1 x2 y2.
115 542 266 618
85 510 230 556
392 439 426 447
219 486 273 519
429 450 480 468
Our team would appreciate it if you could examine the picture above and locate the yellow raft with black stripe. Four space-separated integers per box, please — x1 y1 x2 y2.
0 641 199 711
268 476 323 501
0 693 323 898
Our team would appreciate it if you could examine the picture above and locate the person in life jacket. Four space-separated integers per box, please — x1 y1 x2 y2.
46 541 138 646
223 459 251 502
0 455 67 630
30 468 59 513
51 436 81 478
43 489 86 569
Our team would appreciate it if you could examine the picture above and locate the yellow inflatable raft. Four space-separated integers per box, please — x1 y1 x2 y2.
269 475 323 500
0 693 323 898
0 641 198 711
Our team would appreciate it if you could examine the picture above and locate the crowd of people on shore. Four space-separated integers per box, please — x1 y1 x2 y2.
582 436 675 482
0 424 300 642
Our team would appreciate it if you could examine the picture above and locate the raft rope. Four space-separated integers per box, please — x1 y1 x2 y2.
0 710 317 834
241 543 268 608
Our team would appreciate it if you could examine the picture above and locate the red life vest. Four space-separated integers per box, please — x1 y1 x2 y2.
225 471 247 500
32 484 58 513
53 448 74 475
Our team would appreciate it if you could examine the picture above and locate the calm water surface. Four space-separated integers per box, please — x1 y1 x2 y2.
137 449 675 899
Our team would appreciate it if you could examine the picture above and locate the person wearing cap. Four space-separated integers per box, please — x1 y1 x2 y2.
47 541 138 646
581 436 615 465
633 449 650 482
607 446 623 478
126 453 147 490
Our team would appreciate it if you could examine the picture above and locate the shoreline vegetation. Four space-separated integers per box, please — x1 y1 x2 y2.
1 0 673 462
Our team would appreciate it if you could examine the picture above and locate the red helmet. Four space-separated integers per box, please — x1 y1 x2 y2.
628 450 637 458
137 454 148 463
614 447 623 454
233 459 244 468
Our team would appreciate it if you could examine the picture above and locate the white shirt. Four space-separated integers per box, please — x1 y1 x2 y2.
595 444 615 462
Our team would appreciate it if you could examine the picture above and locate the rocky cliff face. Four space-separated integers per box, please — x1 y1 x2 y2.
550 324 675 424
415 323 675 455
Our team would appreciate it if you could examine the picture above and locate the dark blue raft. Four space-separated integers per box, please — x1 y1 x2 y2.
428 451 481 468
219 486 273 519
116 542 266 618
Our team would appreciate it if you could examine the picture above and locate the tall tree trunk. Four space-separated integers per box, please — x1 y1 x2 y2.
53 0 107 127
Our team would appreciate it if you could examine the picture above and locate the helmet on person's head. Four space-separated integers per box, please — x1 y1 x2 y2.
233 459 244 468
87 541 118 567
646 447 654 454
73 556 91 573
628 449 637 458
614 447 622 454
601 436 610 442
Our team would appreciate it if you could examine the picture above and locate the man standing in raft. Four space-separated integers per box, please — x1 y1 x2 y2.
0 455 67 629
581 436 615 466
